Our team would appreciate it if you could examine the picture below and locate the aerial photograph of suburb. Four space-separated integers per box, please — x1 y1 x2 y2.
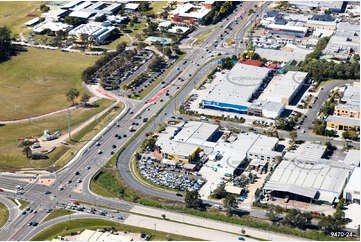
0 0 359 241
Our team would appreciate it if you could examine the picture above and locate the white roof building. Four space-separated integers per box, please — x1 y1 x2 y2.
68 22 115 44
248 135 280 161
170 3 211 21
343 150 360 167
264 159 353 203
168 26 190 34
284 143 327 162
258 71 308 105
33 20 72 33
343 167 360 203
124 3 139 11
25 17 40 27
204 63 270 108
342 84 360 105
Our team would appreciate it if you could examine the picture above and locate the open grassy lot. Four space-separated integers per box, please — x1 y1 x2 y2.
0 48 100 121
0 99 112 170
31 218 201 241
146 2 168 15
0 202 9 229
0 2 41 36
102 34 131 49
43 208 75 223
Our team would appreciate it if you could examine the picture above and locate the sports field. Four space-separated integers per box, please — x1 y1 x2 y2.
0 48 100 121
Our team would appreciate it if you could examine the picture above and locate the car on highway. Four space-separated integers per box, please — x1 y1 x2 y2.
28 221 38 226
123 134 127 138
46 209 53 213
117 216 124 220
58 187 64 191
98 150 103 155
112 144 117 149
44 191 51 195
0 188 3 192
22 211 26 215
176 193 183 197
75 171 80 175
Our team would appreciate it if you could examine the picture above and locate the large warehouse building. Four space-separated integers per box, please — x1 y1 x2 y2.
258 71 308 105
263 159 353 204
202 63 272 114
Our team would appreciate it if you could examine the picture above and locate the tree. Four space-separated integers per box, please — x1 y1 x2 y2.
220 57 234 70
342 128 359 141
23 146 32 159
116 41 127 53
0 26 12 62
185 190 202 209
284 209 312 230
149 56 164 71
212 184 227 199
95 15 106 22
64 16 80 26
266 207 280 224
289 131 297 141
319 208 347 234
66 88 80 105
223 194 237 216
81 93 90 104
40 3 50 12
138 2 150 12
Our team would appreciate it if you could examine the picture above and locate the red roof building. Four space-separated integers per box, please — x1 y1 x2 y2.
239 59 263 67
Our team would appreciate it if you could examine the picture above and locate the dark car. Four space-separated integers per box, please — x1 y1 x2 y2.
112 144 116 149
176 193 183 197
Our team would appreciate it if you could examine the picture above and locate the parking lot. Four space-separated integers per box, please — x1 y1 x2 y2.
138 155 205 192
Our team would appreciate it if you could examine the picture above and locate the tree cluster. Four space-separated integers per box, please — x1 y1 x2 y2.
202 1 240 25
342 128 359 141
220 57 234 70
312 119 337 137
318 203 348 234
64 16 81 26
284 209 312 230
299 36 360 82
185 190 203 209
211 184 227 199
274 117 296 131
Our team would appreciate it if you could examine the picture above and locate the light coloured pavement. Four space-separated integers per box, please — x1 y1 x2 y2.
130 205 308 241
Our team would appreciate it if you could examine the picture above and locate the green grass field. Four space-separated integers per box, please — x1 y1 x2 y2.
43 208 75 223
0 99 112 170
0 48 100 121
0 202 9 229
0 2 41 36
147 2 168 15
31 218 201 241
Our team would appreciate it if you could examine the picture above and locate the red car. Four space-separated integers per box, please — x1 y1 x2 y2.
0 188 3 192
215 120 221 123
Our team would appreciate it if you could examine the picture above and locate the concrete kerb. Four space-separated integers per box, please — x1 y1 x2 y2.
51 101 129 176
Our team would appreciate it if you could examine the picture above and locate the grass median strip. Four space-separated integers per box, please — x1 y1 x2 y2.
30 218 201 241
43 208 75 223
18 199 29 210
0 202 9 229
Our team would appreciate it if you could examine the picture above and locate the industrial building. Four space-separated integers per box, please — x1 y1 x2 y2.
265 24 308 37
343 150 360 167
343 167 360 204
169 2 211 24
247 135 280 162
283 143 327 162
324 23 360 60
258 71 308 105
325 115 360 131
155 121 220 163
68 22 115 44
289 1 348 13
263 159 353 204
341 84 360 105
248 101 285 119
202 63 271 114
